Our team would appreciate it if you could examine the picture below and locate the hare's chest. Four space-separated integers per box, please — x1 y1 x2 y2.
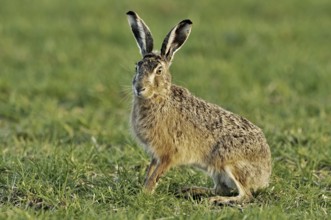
131 114 155 143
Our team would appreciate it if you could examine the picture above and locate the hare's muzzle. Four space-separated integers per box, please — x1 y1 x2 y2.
134 85 146 97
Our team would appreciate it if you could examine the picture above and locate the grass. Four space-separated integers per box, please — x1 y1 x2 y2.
0 0 330 219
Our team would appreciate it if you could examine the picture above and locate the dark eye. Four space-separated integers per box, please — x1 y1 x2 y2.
156 66 163 75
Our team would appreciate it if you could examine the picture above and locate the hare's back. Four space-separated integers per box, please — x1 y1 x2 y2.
170 85 261 135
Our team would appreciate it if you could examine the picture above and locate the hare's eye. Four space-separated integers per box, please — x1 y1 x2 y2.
156 67 163 75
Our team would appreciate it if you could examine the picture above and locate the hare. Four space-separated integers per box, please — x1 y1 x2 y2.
126 11 271 204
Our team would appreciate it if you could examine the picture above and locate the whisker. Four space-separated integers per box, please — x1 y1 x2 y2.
119 84 133 104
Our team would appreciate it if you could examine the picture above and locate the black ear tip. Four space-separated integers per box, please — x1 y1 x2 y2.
181 19 193 25
126 11 136 16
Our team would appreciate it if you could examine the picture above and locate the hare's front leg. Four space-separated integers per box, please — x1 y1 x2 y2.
143 155 172 193
144 158 157 184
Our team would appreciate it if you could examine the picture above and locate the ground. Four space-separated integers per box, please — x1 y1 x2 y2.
0 0 330 219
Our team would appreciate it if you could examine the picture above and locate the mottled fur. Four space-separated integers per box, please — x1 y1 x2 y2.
127 11 271 204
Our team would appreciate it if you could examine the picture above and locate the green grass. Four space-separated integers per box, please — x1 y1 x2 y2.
0 0 330 219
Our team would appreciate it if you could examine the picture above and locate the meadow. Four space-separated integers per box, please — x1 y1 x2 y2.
0 0 330 219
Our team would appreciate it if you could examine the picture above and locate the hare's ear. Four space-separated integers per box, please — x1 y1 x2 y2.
161 19 192 62
126 11 154 56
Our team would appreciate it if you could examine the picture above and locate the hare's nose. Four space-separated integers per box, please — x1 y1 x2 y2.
134 86 146 96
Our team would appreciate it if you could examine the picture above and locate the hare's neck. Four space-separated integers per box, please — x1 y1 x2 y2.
133 96 167 112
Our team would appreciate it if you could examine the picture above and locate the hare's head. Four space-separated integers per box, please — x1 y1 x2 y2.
127 11 192 99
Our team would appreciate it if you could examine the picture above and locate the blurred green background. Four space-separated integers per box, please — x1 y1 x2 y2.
0 0 330 219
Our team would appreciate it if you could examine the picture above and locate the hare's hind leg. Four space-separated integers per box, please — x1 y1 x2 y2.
209 166 252 205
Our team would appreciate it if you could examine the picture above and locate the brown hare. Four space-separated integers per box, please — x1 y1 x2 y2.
126 11 271 205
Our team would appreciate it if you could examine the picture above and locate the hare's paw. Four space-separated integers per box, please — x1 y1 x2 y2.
209 193 252 206
209 196 235 205
177 186 213 199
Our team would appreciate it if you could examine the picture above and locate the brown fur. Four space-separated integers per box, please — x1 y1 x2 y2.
127 11 271 204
